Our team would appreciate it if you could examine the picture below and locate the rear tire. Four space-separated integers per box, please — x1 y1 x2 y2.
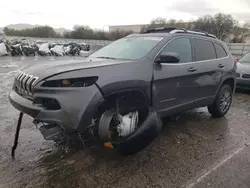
208 85 232 118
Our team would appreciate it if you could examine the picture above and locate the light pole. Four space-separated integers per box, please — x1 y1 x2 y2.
103 25 109 32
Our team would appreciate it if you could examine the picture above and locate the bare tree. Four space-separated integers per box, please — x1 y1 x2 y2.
194 13 235 40
231 23 250 43
193 15 217 34
147 17 192 30
148 17 167 28
213 13 235 40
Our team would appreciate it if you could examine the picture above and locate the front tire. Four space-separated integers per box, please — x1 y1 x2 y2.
208 85 232 118
116 107 162 156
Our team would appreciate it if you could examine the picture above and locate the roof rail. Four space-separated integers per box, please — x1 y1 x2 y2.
170 29 217 39
144 27 177 33
144 27 217 39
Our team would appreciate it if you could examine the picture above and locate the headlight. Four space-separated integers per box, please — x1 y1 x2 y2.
41 76 98 87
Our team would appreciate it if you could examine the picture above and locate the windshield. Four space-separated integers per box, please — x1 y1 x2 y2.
239 53 250 63
90 36 163 60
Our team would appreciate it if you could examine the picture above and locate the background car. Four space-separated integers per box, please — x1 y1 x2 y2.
236 52 250 90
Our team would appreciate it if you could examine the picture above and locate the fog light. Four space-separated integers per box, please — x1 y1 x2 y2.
34 98 61 110
42 98 60 110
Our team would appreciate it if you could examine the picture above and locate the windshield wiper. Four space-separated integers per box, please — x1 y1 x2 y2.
95 56 117 60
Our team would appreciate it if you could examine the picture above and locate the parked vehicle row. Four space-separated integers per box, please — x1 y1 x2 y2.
0 39 90 57
235 52 250 90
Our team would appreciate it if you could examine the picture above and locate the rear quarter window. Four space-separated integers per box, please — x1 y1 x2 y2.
214 43 228 58
193 38 216 61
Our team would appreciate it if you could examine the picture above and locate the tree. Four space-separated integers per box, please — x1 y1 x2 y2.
194 13 235 40
213 13 235 40
146 18 192 31
71 25 94 39
63 31 71 38
231 23 250 43
3 26 57 38
148 17 167 28
193 15 217 34
107 30 133 40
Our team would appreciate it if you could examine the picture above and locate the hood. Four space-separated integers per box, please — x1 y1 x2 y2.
21 57 131 82
236 62 250 74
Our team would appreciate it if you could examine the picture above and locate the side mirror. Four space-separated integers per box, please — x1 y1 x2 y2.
156 52 180 64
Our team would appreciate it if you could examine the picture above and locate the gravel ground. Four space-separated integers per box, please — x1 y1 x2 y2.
0 56 250 188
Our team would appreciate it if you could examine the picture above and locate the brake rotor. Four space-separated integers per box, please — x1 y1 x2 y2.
98 109 116 141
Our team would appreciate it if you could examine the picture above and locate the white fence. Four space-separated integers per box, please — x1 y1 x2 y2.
227 43 250 57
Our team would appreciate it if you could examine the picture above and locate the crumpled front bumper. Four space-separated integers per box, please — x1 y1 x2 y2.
9 84 103 132
9 90 41 117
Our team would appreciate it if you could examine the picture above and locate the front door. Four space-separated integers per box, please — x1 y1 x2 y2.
153 37 201 115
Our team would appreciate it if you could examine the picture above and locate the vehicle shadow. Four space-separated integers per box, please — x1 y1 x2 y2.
235 88 250 94
36 108 231 188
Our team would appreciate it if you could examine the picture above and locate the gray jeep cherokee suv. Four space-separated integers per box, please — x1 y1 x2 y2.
9 28 236 155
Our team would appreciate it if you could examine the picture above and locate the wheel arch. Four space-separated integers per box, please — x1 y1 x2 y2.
96 88 150 117
220 76 236 93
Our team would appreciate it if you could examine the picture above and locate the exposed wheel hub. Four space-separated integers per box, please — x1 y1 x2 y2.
117 111 139 137
98 110 139 141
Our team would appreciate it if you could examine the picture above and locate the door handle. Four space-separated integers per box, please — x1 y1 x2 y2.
218 64 224 68
188 67 197 72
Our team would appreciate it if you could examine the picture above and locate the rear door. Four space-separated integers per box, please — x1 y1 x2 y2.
192 38 225 99
153 36 201 114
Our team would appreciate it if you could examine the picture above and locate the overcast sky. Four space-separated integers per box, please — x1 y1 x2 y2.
0 0 249 29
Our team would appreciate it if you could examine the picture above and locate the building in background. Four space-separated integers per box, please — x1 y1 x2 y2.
109 24 148 33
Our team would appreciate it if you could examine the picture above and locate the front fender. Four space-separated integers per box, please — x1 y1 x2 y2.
100 80 151 101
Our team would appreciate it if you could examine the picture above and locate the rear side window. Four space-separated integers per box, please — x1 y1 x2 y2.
214 43 228 58
160 37 192 63
193 38 216 61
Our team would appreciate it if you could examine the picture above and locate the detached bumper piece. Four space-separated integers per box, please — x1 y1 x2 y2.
11 112 23 158
38 123 64 141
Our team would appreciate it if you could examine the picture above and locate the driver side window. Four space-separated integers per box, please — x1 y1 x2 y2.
159 37 192 63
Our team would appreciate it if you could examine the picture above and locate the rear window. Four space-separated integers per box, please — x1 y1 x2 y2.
214 43 227 58
193 38 216 61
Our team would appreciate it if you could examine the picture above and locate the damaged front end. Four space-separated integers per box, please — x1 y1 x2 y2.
9 70 103 157
9 70 162 157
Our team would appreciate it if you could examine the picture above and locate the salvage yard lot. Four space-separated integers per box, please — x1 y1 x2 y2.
0 56 250 188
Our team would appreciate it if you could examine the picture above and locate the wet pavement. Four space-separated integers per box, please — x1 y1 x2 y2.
0 56 250 188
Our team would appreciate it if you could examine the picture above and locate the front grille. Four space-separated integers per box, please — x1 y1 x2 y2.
14 71 39 99
242 74 250 79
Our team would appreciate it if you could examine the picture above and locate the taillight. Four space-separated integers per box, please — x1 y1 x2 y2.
234 57 238 64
